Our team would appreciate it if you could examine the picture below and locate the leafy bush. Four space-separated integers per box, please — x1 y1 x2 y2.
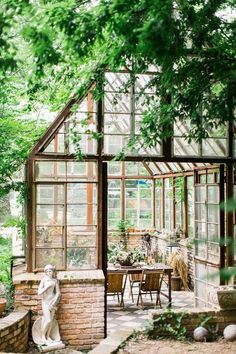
0 236 14 312
144 309 187 341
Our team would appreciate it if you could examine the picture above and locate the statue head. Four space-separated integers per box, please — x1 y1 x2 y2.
44 264 56 278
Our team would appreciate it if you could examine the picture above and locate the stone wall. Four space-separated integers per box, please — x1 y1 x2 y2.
0 310 29 353
151 308 236 334
13 270 105 351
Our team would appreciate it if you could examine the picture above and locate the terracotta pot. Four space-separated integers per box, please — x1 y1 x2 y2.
0 298 6 317
217 288 236 310
171 276 182 291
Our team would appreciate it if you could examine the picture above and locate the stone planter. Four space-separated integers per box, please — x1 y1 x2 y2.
217 287 236 310
0 298 6 317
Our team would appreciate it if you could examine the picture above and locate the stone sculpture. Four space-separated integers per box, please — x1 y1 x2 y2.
32 264 65 350
193 326 209 342
223 324 236 342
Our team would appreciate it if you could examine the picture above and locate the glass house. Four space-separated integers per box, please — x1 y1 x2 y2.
26 70 236 307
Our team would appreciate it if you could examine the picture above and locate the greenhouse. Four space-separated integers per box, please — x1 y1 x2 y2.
11 70 236 349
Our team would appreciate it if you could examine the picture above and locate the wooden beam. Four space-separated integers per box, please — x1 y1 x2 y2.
226 162 234 266
26 159 34 272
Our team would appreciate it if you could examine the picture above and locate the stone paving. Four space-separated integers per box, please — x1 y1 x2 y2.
107 285 195 334
89 286 195 353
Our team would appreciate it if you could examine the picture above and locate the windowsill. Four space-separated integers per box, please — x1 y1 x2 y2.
13 269 104 285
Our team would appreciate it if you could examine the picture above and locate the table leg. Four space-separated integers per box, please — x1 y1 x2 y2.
168 272 172 308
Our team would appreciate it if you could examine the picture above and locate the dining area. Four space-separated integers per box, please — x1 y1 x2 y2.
106 263 194 336
107 263 173 310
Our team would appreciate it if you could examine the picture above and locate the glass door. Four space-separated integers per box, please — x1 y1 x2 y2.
194 165 224 307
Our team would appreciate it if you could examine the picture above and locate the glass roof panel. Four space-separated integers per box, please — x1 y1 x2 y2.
105 72 130 92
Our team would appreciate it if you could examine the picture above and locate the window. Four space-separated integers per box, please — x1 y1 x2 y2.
125 179 152 229
34 161 98 270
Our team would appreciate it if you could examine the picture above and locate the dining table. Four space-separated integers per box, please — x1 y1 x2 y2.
107 263 173 307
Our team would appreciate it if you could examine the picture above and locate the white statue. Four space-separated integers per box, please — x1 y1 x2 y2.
32 264 64 348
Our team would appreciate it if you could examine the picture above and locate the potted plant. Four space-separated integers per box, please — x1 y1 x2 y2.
108 244 145 267
216 267 236 309
116 219 133 249
167 251 189 291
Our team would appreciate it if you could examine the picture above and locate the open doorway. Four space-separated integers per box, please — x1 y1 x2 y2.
105 161 227 332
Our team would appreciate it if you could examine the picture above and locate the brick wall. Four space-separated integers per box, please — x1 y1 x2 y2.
151 308 236 334
13 270 105 351
0 310 29 353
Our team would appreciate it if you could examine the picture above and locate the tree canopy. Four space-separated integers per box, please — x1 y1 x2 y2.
0 0 235 194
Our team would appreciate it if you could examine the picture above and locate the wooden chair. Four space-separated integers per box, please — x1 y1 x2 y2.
107 271 128 308
129 273 143 302
137 269 164 309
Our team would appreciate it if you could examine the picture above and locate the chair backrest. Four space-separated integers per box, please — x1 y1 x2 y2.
141 270 163 292
131 273 142 282
107 272 127 293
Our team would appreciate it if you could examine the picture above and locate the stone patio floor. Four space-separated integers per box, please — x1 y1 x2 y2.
90 286 195 354
107 285 195 334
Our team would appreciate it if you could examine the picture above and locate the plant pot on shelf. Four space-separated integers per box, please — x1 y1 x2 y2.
118 259 135 267
0 298 6 317
171 275 182 291
217 287 236 310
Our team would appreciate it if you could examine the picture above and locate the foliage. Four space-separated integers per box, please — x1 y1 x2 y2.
168 250 189 290
4 216 26 239
108 243 145 266
0 0 234 158
67 247 88 267
144 309 187 341
113 219 133 250
0 115 46 198
0 236 14 312
117 219 132 233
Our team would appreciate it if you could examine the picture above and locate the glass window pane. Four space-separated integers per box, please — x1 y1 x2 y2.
67 226 96 247
202 138 227 157
36 226 63 247
207 186 219 203
125 162 138 175
35 161 66 181
67 248 96 269
44 133 65 153
36 249 64 269
67 205 87 225
36 205 64 225
208 223 219 241
195 186 206 202
67 183 87 203
173 138 198 156
195 203 206 221
108 162 122 176
207 204 219 223
105 72 130 92
104 92 130 113
104 114 131 134
36 185 64 204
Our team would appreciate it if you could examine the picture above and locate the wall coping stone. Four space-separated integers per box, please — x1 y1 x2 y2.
0 310 29 330
13 270 105 285
150 307 236 320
